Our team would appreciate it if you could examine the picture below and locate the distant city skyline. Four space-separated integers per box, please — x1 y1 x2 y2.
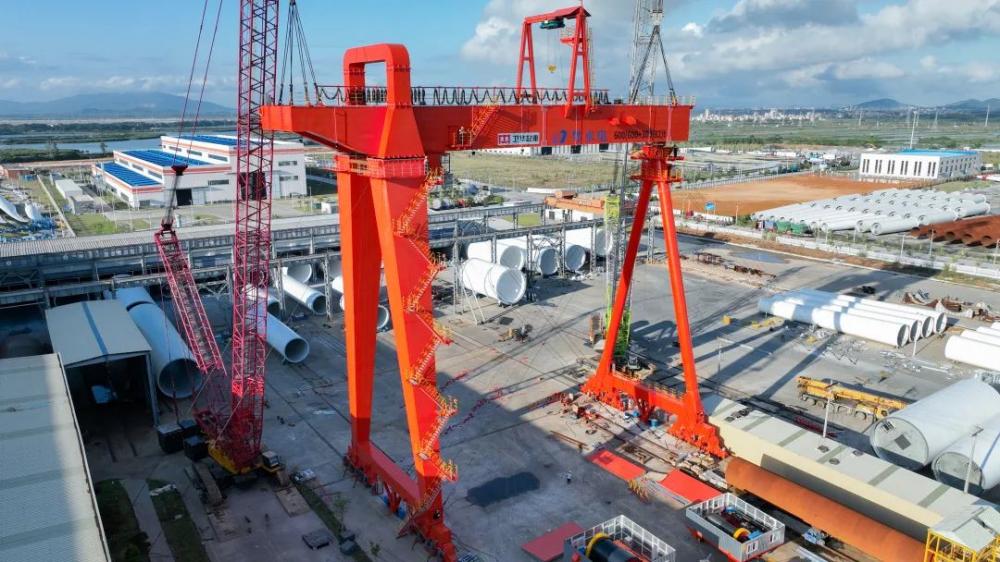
0 0 997 109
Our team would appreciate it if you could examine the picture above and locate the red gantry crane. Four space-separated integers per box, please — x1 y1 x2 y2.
154 0 280 474
260 4 723 559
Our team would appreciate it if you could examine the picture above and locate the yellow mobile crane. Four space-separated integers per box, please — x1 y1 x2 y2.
796 376 909 421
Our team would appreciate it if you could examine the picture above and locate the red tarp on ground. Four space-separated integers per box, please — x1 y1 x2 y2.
521 522 584 561
659 470 720 504
586 449 646 481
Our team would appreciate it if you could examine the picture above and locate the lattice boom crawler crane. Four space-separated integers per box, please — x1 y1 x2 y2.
260 5 721 559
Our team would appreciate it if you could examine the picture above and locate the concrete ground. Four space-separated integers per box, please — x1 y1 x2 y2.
77 231 1000 561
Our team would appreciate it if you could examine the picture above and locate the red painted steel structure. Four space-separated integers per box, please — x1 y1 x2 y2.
261 39 716 562
515 6 593 115
153 0 279 473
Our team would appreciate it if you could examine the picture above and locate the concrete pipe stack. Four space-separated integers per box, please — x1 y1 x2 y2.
114 287 203 399
944 327 1000 371
752 188 990 235
460 258 526 305
758 289 946 347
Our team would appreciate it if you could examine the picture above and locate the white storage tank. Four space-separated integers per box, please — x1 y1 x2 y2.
870 378 1000 470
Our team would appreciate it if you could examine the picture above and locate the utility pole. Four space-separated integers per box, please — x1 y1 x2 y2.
986 104 991 129
909 110 919 148
964 426 983 493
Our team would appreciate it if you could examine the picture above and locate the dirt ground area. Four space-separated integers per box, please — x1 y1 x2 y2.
670 175 920 216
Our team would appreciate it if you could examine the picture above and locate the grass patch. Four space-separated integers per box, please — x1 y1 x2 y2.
933 179 992 192
95 479 150 562
451 152 616 190
294 481 372 561
147 480 210 562
66 213 120 235
509 212 542 227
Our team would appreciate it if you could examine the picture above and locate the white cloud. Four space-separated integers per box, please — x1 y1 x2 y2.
681 22 704 37
39 74 234 95
0 78 21 89
831 59 904 80
920 55 937 70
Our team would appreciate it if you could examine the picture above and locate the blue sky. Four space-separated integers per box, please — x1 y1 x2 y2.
1 0 998 108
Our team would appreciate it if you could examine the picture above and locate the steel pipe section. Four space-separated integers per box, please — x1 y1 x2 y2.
870 217 920 235
944 336 1000 371
266 313 310 363
870 378 1000 470
466 240 526 270
725 459 924 562
500 237 558 275
793 288 946 333
118 296 203 399
776 295 919 342
460 258 525 305
116 287 156 311
932 413 1000 495
282 263 313 283
329 276 391 330
781 293 933 338
758 297 908 347
281 274 326 314
566 227 611 257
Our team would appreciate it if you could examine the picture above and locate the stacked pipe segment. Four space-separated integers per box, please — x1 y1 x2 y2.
758 296 908 347
776 294 920 342
329 276 391 331
115 288 202 399
466 240 526 270
534 235 587 272
266 313 310 363
498 237 558 275
793 288 946 333
565 227 612 257
460 258 525 305
870 378 1000 470
783 291 936 338
944 335 1000 371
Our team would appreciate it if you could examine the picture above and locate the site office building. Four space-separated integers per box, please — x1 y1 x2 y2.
860 148 982 181
91 135 308 208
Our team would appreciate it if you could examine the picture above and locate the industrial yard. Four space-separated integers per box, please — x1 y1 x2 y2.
3 2 1000 562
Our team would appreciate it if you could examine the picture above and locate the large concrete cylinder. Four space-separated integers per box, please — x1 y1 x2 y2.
282 263 313 283
266 313 309 363
466 240 526 270
793 288 947 333
566 227 611 257
945 336 1000 371
871 217 920 235
116 287 155 311
932 413 1000 495
870 378 1000 470
502 237 558 275
122 299 203 399
460 258 525 305
758 297 908 347
959 330 1000 347
281 274 326 314
726 459 924 562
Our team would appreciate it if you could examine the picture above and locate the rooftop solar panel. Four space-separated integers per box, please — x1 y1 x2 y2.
99 163 161 188
121 150 212 167
176 134 242 146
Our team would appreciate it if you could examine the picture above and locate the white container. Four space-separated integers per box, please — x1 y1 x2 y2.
460 258 525 305
871 378 1000 470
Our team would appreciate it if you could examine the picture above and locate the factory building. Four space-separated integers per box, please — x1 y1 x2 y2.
860 149 982 180
91 134 308 208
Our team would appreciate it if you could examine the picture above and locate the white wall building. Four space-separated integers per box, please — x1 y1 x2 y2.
91 135 308 208
54 178 83 199
860 149 981 181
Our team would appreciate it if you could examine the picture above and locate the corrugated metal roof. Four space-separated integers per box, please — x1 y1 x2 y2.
932 505 1000 552
0 354 111 562
45 301 151 367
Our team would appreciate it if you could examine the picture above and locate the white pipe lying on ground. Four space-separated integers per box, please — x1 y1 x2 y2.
466 240 526 270
266 313 310 363
281 274 326 314
959 330 1000 347
758 297 909 347
775 294 919 341
782 292 934 338
566 227 611 257
792 288 947 333
945 336 1000 371
871 217 920 235
502 237 559 275
460 258 525 305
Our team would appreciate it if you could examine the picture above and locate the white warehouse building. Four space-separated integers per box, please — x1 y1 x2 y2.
860 149 981 181
91 135 308 208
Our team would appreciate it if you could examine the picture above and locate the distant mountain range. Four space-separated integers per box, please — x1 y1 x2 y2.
0 92 233 118
849 97 999 112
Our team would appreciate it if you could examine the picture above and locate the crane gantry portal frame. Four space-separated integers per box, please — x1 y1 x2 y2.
260 6 723 560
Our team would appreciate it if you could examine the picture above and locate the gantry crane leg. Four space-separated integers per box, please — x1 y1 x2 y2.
336 157 457 561
582 144 726 457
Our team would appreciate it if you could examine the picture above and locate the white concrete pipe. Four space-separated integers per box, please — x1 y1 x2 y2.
757 297 908 347
777 294 922 341
917 211 958 226
981 327 1000 338
945 336 1000 371
871 378 1000 470
244 284 281 316
566 227 611 257
871 217 919 235
501 237 558 275
266 313 310 363
954 203 991 218
535 235 587 272
282 263 313 283
793 288 947 333
281 274 326 314
460 258 525 305
933 413 1000 495
329 276 391 330
784 292 934 338
467 240 526 270
116 290 203 399
958 330 1000 347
